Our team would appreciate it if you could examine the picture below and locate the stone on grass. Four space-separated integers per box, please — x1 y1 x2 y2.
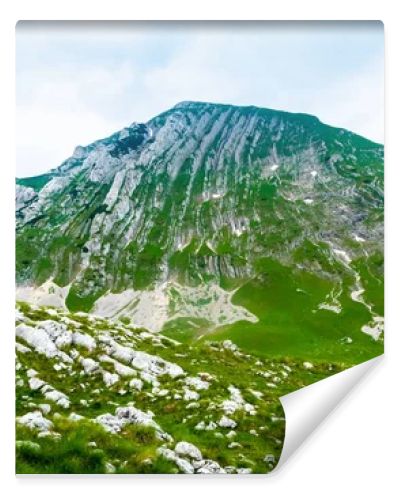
16 342 31 353
193 459 226 474
175 441 202 461
44 390 70 408
17 411 52 432
69 413 84 421
96 405 169 441
184 376 210 391
129 378 144 391
103 371 119 387
80 357 99 374
29 377 45 391
218 416 237 428
38 403 51 415
37 430 61 439
222 340 238 352
228 442 241 449
264 454 275 465
157 447 195 474
183 387 199 401
175 457 194 474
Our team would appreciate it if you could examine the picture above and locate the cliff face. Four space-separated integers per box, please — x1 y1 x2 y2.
16 101 383 334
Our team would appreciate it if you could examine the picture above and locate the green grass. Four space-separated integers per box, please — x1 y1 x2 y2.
17 174 54 191
16 419 175 474
194 258 384 364
158 256 383 366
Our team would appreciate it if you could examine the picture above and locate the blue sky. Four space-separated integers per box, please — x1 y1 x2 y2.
16 21 384 177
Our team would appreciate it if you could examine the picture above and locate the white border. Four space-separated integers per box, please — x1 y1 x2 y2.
1 1 398 498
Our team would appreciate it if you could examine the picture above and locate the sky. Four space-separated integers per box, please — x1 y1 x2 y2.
16 21 384 178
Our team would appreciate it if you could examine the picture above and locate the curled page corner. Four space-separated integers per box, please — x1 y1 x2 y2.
275 355 383 471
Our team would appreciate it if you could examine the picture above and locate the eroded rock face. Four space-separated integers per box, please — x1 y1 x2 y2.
16 185 36 211
16 101 383 337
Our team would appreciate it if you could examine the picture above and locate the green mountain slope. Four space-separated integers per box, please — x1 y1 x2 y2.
16 101 384 361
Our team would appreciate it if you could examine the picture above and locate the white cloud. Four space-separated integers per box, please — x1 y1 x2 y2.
16 106 122 177
308 57 384 142
16 64 138 177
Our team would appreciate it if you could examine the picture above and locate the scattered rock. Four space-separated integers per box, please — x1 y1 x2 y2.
222 340 238 352
129 378 144 391
29 377 45 391
17 411 53 432
16 342 31 353
96 405 170 441
44 389 70 408
38 404 51 415
184 376 210 391
228 442 241 449
37 430 61 439
264 454 275 465
80 357 99 374
194 459 226 474
175 441 202 461
103 371 119 387
219 416 237 428
69 413 84 421
183 387 200 401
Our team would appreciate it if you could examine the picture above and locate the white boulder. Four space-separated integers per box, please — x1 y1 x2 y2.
175 441 202 461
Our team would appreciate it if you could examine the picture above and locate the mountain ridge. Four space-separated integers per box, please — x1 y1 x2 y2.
17 100 383 186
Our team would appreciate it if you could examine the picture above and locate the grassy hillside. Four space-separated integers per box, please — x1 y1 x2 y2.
16 302 347 474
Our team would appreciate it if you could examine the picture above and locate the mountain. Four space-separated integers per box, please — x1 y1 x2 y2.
15 101 384 474
16 101 384 362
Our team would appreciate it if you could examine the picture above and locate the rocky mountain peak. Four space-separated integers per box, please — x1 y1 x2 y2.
16 101 383 342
